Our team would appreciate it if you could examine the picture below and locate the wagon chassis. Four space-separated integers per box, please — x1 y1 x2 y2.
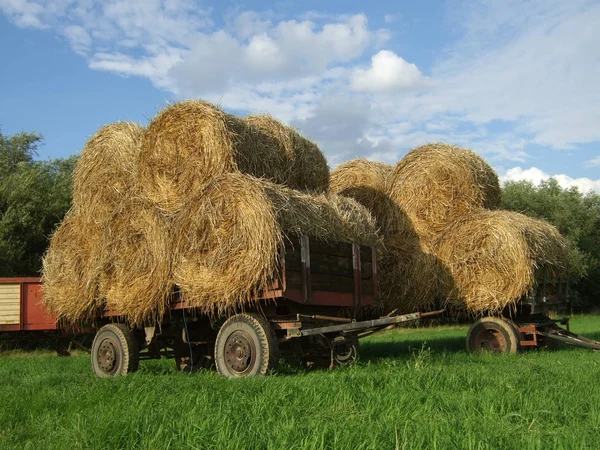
516 316 600 351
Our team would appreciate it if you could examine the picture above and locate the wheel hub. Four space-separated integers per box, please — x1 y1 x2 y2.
475 329 507 351
224 331 256 374
97 339 118 373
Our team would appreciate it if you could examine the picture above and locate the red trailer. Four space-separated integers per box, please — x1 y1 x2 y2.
0 277 57 332
91 236 442 378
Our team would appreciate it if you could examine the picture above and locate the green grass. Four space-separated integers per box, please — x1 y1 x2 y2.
1 315 600 450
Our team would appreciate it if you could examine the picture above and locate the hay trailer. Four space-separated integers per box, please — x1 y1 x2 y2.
466 273 600 353
91 236 440 378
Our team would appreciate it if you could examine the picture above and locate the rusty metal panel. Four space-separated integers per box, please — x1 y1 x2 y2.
22 282 57 331
0 283 21 325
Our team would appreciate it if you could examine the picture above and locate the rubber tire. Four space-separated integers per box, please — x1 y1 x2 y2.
466 317 521 354
91 323 139 377
214 313 279 378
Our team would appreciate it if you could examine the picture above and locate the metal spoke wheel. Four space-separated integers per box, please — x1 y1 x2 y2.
331 335 360 366
214 313 279 378
91 323 139 377
466 317 521 354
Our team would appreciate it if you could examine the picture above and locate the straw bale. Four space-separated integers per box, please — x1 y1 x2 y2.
42 212 104 322
244 114 330 192
507 212 570 272
435 210 569 314
139 101 328 213
101 201 174 325
330 159 396 232
389 143 501 242
173 174 281 314
263 183 381 249
72 122 144 221
330 159 438 312
173 173 380 314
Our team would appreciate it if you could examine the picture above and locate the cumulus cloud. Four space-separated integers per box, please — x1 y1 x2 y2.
502 167 600 193
170 14 380 95
1 0 599 175
350 50 426 92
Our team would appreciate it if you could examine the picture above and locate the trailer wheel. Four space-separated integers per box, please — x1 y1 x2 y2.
331 335 360 366
466 317 521 354
91 323 139 377
214 313 279 378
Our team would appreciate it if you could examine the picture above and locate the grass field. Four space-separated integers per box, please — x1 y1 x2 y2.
1 315 600 450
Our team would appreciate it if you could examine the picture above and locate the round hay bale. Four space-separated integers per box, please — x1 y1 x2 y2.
139 101 324 213
42 212 104 323
262 183 381 249
330 159 396 232
173 174 282 314
389 143 501 242
434 210 569 314
507 212 570 272
244 115 330 192
72 122 144 221
101 201 174 326
378 249 440 314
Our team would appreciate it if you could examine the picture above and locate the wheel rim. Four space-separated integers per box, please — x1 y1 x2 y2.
474 327 507 352
332 338 357 365
223 330 256 375
97 338 120 374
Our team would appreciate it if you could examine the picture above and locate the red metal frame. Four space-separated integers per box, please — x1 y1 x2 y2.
0 277 58 332
172 239 378 312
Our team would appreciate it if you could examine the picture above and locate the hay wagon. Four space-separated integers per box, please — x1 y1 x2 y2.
466 271 600 353
92 236 441 378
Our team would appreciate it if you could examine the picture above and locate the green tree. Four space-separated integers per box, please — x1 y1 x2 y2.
0 128 76 276
502 179 600 309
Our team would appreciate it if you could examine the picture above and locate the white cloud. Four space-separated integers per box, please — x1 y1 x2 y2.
425 0 600 148
1 0 599 177
62 24 91 55
586 156 600 168
350 50 426 92
384 14 398 24
0 0 48 28
502 167 600 193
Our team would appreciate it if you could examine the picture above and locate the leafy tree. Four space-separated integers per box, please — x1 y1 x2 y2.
502 179 600 310
0 129 76 276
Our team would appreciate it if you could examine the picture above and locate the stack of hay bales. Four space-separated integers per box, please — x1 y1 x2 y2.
331 144 569 315
43 101 379 325
43 122 174 324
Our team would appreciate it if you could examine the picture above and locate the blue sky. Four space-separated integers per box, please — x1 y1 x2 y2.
1 0 599 192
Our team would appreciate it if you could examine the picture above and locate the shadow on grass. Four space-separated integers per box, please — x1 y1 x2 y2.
360 335 466 362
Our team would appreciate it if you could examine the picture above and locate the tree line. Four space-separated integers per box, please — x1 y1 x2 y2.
1 129 599 309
